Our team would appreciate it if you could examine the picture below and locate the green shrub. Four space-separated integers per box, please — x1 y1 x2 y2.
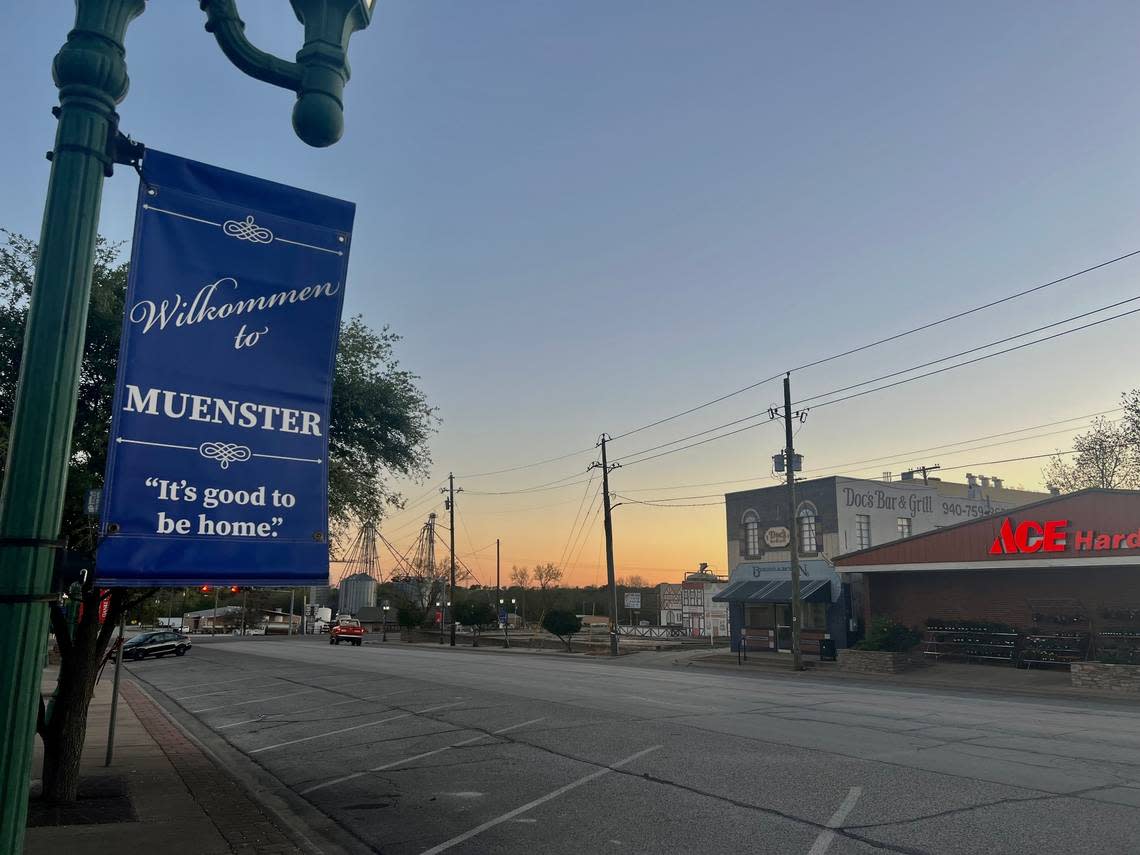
855 616 921 652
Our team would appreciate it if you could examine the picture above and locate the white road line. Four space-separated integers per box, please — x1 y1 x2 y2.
216 689 415 730
190 687 334 714
249 701 463 755
175 682 282 700
159 674 288 693
416 745 663 855
807 787 862 855
300 717 546 795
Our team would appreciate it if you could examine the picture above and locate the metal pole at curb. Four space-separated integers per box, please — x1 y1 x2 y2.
105 613 125 767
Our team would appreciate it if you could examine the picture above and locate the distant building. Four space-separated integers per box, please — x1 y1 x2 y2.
339 572 378 616
680 565 729 638
657 583 682 626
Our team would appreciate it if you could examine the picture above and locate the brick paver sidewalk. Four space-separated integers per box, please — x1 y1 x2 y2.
122 681 305 855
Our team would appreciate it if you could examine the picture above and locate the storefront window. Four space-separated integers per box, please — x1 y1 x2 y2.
856 514 872 549
802 602 827 630
897 516 911 538
743 510 760 556
799 507 817 553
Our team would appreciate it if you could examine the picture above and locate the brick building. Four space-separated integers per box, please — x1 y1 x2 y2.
834 489 1140 664
720 473 1045 651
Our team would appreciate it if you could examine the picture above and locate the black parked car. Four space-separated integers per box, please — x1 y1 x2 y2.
123 630 192 660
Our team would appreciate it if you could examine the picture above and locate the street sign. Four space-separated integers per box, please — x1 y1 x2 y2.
96 150 354 586
83 488 102 517
623 592 641 609
498 609 508 624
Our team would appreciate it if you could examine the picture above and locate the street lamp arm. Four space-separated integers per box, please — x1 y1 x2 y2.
201 0 303 92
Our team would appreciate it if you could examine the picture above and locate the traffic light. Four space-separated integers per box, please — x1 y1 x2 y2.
200 585 212 593
230 586 240 593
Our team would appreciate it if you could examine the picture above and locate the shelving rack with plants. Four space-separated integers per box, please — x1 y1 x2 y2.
1093 605 1140 665
1019 598 1091 668
923 619 1018 665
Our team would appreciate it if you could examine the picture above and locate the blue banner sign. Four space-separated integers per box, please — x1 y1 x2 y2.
97 150 354 586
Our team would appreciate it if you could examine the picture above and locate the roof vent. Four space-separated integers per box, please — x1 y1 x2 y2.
966 473 976 487
992 477 1003 489
979 476 991 488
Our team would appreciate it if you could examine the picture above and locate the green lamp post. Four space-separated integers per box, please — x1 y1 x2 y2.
0 2 373 849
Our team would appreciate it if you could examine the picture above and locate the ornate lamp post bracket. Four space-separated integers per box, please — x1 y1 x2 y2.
201 0 374 147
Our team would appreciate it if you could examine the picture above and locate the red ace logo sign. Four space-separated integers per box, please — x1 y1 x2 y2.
989 517 1140 554
989 519 1067 555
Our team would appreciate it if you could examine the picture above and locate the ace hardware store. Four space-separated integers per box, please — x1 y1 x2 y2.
834 489 1140 667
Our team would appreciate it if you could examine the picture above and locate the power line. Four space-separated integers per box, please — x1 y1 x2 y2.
604 247 1140 443
612 409 778 463
555 472 599 574
618 417 779 469
796 296 1140 407
455 446 596 479
609 372 783 442
789 247 1140 373
464 470 591 496
803 304 1140 412
613 406 1117 495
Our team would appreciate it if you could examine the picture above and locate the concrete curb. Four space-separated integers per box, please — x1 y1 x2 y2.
127 674 376 855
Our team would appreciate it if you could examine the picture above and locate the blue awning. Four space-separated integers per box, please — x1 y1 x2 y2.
713 578 830 604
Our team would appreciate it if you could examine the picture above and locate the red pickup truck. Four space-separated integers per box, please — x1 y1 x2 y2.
329 618 364 646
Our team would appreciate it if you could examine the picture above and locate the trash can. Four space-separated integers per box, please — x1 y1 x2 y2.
819 638 837 661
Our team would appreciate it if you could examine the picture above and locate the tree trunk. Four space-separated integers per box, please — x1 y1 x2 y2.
40 602 103 802
38 588 128 803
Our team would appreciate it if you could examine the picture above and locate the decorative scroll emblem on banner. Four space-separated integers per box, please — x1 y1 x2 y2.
97 149 355 587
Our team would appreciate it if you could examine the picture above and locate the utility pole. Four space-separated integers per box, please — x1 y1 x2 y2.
783 374 803 671
496 538 500 603
442 474 462 647
916 463 941 486
589 435 621 656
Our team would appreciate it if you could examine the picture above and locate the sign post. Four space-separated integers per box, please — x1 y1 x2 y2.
97 151 354 588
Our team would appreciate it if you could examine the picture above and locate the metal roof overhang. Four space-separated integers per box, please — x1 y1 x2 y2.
713 578 830 604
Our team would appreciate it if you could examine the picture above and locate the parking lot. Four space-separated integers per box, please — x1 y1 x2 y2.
127 636 1140 854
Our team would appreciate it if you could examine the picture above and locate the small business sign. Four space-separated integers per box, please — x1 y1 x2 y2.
764 526 790 548
84 488 102 518
96 150 354 587
623 592 642 609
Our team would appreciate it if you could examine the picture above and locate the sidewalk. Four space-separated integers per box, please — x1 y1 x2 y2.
25 667 305 855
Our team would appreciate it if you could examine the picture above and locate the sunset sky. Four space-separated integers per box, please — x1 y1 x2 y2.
7 3 1140 586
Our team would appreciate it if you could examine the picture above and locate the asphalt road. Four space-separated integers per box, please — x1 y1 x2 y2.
126 637 1140 855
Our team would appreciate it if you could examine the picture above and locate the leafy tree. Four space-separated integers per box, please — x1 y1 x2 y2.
453 600 496 646
0 230 436 802
397 604 425 640
542 609 582 652
1042 415 1140 492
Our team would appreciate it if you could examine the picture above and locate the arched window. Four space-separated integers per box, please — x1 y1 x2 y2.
743 510 761 557
798 505 818 554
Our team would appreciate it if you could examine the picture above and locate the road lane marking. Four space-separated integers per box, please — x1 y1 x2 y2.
299 717 546 795
175 682 282 700
807 787 862 855
158 674 287 693
416 745 663 855
622 694 713 713
216 689 416 729
189 687 335 713
249 701 463 754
